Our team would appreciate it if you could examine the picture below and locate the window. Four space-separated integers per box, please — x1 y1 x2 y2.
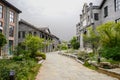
9 40 13 55
34 32 37 36
18 31 21 38
94 13 99 20
83 20 87 26
45 36 48 40
42 34 44 38
39 32 42 37
9 26 14 37
0 22 2 27
0 5 3 18
22 31 25 38
10 11 14 23
88 16 89 21
83 29 87 34
0 22 3 33
0 22 2 33
29 31 32 35
104 6 108 18
115 0 120 11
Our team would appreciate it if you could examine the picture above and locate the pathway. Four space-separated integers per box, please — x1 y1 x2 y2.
36 52 118 80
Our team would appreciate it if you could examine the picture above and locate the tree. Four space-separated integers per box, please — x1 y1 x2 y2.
83 27 100 54
24 35 45 58
0 33 7 56
58 42 68 50
97 22 120 61
70 37 80 49
97 22 120 47
83 27 101 63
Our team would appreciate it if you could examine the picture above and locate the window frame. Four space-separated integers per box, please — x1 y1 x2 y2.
104 6 108 18
94 13 99 21
34 32 37 36
115 0 120 11
9 25 14 37
0 22 2 27
0 5 3 18
9 40 14 55
22 31 25 38
29 31 32 35
18 31 21 38
9 11 14 23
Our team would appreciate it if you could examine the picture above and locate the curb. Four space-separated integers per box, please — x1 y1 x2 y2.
59 52 84 64
38 60 45 64
97 68 120 79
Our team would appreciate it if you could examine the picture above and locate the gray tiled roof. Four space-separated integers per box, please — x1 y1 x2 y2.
99 0 107 9
19 19 59 40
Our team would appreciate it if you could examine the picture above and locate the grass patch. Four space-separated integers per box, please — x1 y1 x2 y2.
84 61 98 70
28 64 41 80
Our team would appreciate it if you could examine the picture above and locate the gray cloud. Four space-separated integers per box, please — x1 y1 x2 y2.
7 0 102 41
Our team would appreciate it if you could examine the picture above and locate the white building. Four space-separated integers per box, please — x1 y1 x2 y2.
76 0 120 50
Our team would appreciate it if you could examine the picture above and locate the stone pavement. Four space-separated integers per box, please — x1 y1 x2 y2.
36 52 118 80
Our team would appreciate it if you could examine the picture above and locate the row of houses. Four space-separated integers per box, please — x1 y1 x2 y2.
76 0 120 50
0 0 60 57
18 19 60 53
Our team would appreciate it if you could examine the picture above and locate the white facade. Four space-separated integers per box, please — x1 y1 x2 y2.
76 0 120 49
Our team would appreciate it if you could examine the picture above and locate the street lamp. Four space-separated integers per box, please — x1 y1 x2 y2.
10 70 15 80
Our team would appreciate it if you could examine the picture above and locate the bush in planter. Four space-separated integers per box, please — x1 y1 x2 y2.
35 51 46 60
13 44 31 61
77 51 89 62
24 35 45 58
0 59 40 80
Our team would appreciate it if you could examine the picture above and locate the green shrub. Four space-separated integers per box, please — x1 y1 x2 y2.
40 53 46 60
0 59 41 80
61 44 68 50
35 51 46 60
100 47 120 61
0 67 9 80
84 61 91 67
35 51 41 56
70 37 80 49
96 22 120 61
12 55 23 61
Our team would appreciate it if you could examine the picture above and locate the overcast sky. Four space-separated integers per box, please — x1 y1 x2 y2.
7 0 102 41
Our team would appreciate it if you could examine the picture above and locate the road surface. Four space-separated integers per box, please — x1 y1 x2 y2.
36 52 118 80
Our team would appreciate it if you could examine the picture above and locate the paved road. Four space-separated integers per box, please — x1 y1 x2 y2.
36 52 118 80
